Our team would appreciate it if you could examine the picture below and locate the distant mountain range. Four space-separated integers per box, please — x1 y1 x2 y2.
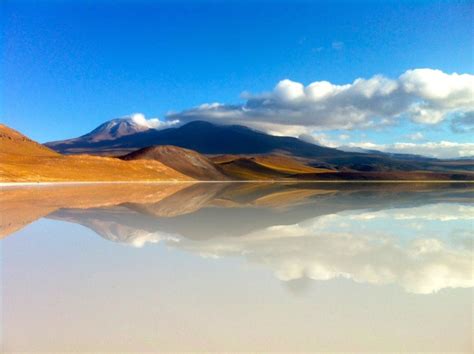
46 120 346 158
45 118 433 162
44 118 474 178
1 119 473 182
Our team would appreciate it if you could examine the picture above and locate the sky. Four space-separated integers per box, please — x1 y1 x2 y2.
2 0 473 157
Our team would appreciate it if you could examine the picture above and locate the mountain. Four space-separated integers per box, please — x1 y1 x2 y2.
44 119 474 178
46 120 348 158
0 124 192 182
45 119 474 177
121 145 228 180
46 116 154 151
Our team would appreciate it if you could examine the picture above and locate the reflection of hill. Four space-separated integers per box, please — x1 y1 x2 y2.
123 182 226 217
0 183 192 238
3 182 472 294
44 183 473 243
47 184 473 295
126 183 473 240
2 182 473 240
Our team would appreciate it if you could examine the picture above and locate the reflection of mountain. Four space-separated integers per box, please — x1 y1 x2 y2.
2 183 473 294
3 182 472 239
0 183 192 238
50 207 181 248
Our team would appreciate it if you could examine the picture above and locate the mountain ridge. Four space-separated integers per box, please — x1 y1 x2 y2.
45 119 347 158
44 119 474 173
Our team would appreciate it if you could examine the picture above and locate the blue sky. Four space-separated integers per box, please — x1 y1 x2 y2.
2 0 473 157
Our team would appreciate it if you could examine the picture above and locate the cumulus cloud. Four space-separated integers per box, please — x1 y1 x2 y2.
341 140 474 159
167 69 474 134
127 113 179 129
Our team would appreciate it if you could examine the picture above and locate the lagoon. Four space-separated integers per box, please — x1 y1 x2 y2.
1 183 472 353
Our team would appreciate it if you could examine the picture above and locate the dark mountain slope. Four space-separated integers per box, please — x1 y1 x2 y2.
46 120 347 158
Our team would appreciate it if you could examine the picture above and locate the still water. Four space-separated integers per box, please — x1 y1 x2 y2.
1 182 473 353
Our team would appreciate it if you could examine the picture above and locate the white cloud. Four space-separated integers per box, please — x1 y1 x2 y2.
167 69 474 134
127 113 179 129
341 140 474 159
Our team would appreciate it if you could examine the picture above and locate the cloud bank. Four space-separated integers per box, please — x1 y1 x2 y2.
168 69 474 135
342 141 474 159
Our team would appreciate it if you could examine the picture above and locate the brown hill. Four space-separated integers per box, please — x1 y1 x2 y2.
0 125 192 182
122 145 228 180
0 124 59 156
212 154 333 180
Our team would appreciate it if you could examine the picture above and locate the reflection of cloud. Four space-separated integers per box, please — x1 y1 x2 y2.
349 204 474 221
169 206 473 294
86 220 180 248
50 209 181 248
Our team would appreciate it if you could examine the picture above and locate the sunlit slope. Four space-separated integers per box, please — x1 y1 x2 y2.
212 155 334 180
0 124 193 182
0 124 59 157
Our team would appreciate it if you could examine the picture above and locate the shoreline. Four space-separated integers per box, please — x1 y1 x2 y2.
1 179 473 188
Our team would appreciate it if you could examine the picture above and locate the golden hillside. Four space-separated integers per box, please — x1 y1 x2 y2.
0 124 193 182
211 154 333 180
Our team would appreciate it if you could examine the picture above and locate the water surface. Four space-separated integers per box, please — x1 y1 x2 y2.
1 182 473 353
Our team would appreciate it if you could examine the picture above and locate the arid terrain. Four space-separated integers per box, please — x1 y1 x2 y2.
1 122 473 182
0 124 193 182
